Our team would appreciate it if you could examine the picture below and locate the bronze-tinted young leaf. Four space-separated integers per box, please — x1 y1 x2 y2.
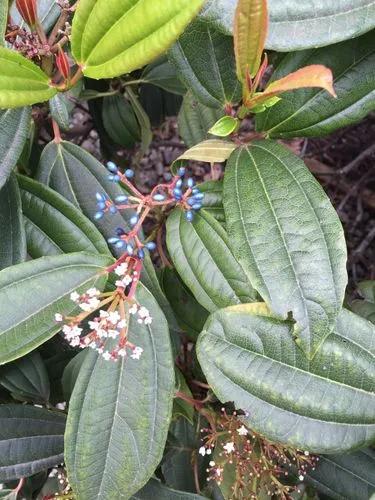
234 0 268 79
246 65 336 108
0 47 57 108
172 139 236 174
256 31 375 137
224 141 347 358
197 306 375 453
71 0 205 79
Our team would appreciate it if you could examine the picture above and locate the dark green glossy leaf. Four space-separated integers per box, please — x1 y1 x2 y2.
199 180 225 226
35 140 132 256
178 92 225 147
61 349 88 401
161 267 209 340
256 31 375 138
0 252 112 365
102 94 141 149
0 107 31 189
197 305 375 453
169 19 241 108
71 0 205 79
0 174 26 271
224 141 347 357
18 175 109 258
0 352 50 403
306 449 375 499
126 87 152 158
141 56 186 95
139 84 182 127
351 280 375 324
166 208 257 313
199 0 375 51
65 283 174 499
49 82 83 131
132 478 206 499
0 404 65 481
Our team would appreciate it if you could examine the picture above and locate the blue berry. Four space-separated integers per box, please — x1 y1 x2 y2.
115 195 128 203
192 203 202 210
178 167 186 177
96 192 105 201
116 227 126 236
125 169 134 178
109 205 118 214
115 240 125 249
94 211 104 220
107 161 118 173
108 237 119 244
193 192 204 200
153 193 166 202
185 210 194 222
145 241 156 251
173 188 182 200
187 198 195 206
108 174 120 182
176 179 183 188
130 215 138 226
97 201 106 210
138 248 145 260
187 178 195 188
126 244 134 255
192 188 199 195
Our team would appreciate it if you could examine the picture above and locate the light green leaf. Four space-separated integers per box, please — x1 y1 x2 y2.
172 139 236 174
71 0 205 79
0 174 26 271
65 283 174 499
102 94 141 149
141 56 186 95
199 0 375 51
224 140 347 357
0 404 65 481
35 140 132 256
178 92 225 147
131 478 206 499
256 31 375 138
305 448 375 499
208 116 239 137
0 47 57 108
18 175 110 258
0 0 7 45
0 107 31 189
197 306 375 453
0 351 50 403
0 252 113 365
166 208 257 313
169 19 241 108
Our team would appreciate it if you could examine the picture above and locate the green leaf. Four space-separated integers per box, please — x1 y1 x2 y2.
197 305 375 454
141 56 186 95
0 174 26 271
199 0 375 51
0 107 31 189
71 0 205 79
18 175 110 258
126 87 152 159
173 368 194 423
35 140 132 256
256 31 375 138
161 267 209 340
305 449 375 499
62 349 88 401
49 82 83 132
208 116 239 137
169 19 241 108
351 280 375 324
199 180 225 226
0 252 113 365
0 352 50 403
131 478 206 499
0 404 65 481
65 283 174 499
0 47 57 108
102 94 141 149
0 0 7 45
178 92 225 147
10 0 62 32
224 141 347 357
166 208 257 313
172 139 236 174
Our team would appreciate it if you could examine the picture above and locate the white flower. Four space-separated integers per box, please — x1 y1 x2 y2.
70 337 81 347
79 302 92 312
198 446 206 456
100 310 109 318
88 298 100 309
138 306 150 318
129 304 138 315
102 351 112 361
86 288 99 297
108 311 121 325
54 313 63 322
237 425 248 436
115 280 126 289
144 316 152 325
131 346 143 360
206 448 212 455
223 442 235 454
118 349 127 357
114 263 128 276
118 319 127 329
209 461 215 466
70 291 80 302
88 320 100 331
108 329 119 339
299 475 304 481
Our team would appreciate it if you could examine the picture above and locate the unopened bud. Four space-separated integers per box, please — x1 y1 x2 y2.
56 47 70 80
16 0 37 28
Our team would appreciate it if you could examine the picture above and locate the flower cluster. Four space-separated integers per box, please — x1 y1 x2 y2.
199 408 319 499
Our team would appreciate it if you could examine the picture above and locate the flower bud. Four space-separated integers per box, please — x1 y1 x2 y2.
16 0 37 28
56 47 70 80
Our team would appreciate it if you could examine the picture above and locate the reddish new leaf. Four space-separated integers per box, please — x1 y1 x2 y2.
234 0 268 80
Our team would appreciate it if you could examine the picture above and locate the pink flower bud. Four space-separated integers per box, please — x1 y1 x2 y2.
16 0 37 28
56 48 70 80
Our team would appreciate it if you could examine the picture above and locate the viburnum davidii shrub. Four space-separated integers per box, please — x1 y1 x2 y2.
0 0 374 498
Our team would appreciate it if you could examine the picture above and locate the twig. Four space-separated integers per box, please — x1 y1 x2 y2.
339 143 375 175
